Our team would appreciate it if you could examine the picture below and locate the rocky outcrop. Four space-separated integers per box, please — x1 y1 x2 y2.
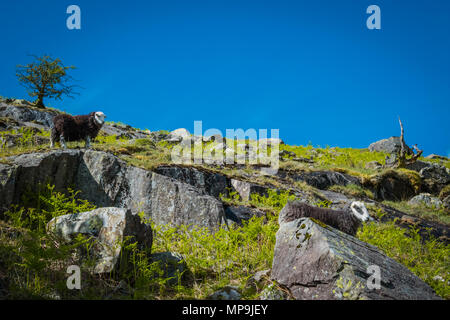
153 165 275 204
0 102 58 127
100 123 149 140
150 172 225 230
271 216 442 300
408 193 443 209
154 165 231 199
277 170 361 190
166 128 191 142
442 196 450 210
368 136 411 155
0 150 226 231
47 207 152 273
419 164 450 195
368 171 417 201
404 160 432 172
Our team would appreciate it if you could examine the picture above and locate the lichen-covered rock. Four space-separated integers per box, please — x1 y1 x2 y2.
408 193 443 209
0 103 58 127
0 150 226 231
150 172 226 230
154 165 231 199
207 286 241 300
368 136 411 155
419 164 450 195
100 123 150 139
259 283 289 300
166 128 191 142
47 207 152 274
271 217 441 300
443 195 450 210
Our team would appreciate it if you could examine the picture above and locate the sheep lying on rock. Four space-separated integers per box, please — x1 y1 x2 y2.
279 201 372 236
50 111 106 149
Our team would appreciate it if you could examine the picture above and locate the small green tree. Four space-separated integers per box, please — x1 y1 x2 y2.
16 55 79 108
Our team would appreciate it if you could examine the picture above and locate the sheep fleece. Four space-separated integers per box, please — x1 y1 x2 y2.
279 201 360 236
51 112 102 142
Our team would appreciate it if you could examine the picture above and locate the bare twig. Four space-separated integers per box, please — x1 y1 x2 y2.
396 117 422 168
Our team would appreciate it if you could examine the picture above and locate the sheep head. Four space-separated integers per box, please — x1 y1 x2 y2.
94 111 106 126
350 201 372 222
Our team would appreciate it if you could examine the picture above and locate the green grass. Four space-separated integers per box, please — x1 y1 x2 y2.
382 200 450 225
357 220 449 299
151 215 278 299
0 183 448 299
280 144 388 174
1 113 449 299
328 183 374 199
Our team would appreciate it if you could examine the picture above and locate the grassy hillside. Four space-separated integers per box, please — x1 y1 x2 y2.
0 101 448 299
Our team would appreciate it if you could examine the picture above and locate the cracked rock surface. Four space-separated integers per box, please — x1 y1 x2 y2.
271 216 442 300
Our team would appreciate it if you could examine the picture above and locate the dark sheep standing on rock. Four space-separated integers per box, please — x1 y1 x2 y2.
50 111 106 149
279 201 372 236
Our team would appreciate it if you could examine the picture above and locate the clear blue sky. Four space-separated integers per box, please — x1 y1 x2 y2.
0 0 449 156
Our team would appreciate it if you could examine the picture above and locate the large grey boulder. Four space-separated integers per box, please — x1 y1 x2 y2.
166 128 191 142
419 164 450 195
154 165 231 199
47 207 152 274
368 136 412 155
150 172 225 230
408 193 443 209
0 150 226 231
0 103 58 127
271 215 441 300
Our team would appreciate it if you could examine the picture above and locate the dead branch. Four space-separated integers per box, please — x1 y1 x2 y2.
396 117 423 168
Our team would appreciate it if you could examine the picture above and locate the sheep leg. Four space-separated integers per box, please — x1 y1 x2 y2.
60 135 67 149
50 128 58 148
85 136 91 149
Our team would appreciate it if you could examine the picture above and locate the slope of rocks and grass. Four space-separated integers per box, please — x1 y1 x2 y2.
0 97 448 300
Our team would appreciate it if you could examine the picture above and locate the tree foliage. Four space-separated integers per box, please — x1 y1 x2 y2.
16 55 79 108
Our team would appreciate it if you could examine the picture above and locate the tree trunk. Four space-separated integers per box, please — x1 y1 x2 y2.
35 95 45 108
